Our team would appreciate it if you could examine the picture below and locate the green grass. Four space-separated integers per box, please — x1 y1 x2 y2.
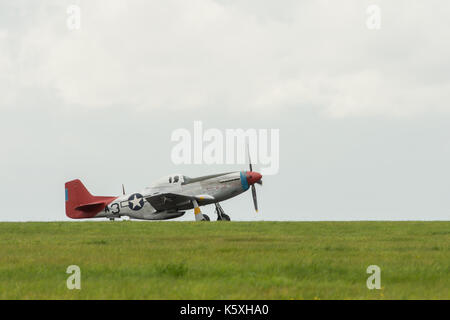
0 221 448 299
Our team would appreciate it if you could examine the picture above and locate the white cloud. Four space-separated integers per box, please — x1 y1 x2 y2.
1 0 450 116
1 1 450 222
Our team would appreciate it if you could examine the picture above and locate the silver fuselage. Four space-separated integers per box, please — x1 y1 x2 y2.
96 171 249 220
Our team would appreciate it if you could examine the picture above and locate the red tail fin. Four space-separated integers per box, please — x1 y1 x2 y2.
65 179 117 219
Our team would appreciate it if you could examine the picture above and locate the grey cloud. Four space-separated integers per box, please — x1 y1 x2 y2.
0 1 449 221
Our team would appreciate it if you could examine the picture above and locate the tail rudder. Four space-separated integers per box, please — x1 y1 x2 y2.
65 179 117 219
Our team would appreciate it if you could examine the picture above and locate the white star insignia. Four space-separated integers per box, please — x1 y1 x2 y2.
130 195 143 209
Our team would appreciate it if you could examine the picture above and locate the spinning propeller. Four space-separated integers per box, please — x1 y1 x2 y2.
246 144 263 212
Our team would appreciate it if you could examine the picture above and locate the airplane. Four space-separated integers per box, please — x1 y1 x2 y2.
65 161 263 221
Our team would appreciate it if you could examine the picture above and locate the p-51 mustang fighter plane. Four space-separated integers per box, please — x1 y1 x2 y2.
65 162 262 221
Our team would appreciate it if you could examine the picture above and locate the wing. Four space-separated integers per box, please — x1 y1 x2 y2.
144 192 214 211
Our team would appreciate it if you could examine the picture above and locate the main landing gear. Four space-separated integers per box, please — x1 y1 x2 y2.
215 203 230 221
192 198 210 221
191 199 229 221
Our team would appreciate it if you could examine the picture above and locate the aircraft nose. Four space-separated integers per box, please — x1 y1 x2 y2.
246 171 262 185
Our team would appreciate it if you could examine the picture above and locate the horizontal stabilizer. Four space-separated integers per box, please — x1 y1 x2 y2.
75 201 108 212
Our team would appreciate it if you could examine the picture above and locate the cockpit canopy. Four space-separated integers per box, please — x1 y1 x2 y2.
151 174 191 186
168 175 181 184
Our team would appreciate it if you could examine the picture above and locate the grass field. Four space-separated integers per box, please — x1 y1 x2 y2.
0 221 448 299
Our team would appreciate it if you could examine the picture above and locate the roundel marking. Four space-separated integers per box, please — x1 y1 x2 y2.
128 193 145 211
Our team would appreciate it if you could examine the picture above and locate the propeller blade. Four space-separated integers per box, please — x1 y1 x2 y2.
251 184 258 212
247 141 253 172
256 180 263 186
122 184 125 195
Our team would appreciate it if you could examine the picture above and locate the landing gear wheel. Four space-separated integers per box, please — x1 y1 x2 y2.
201 214 210 221
217 213 230 221
109 218 115 221
215 203 230 221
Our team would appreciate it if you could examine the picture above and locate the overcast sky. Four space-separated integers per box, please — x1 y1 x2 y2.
1 0 450 221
